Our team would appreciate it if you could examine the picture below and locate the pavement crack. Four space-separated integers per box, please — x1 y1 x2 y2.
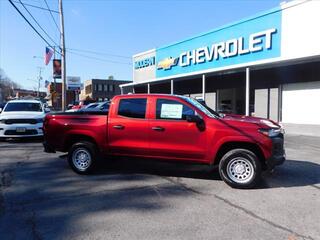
214 194 315 240
150 185 163 199
160 176 204 195
0 169 14 188
26 209 42 240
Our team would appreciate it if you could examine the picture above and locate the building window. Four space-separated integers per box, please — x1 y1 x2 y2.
98 84 103 91
94 84 98 92
104 84 108 92
109 84 114 92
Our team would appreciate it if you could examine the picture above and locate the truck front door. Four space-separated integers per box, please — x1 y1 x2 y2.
148 98 207 162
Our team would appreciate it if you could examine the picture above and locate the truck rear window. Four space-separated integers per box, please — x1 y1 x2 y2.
118 98 147 119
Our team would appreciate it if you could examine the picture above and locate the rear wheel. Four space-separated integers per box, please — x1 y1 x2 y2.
219 149 261 189
68 141 98 174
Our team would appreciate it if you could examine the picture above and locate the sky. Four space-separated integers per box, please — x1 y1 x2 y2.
0 0 282 91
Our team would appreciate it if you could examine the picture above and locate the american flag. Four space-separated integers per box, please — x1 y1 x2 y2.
44 47 53 65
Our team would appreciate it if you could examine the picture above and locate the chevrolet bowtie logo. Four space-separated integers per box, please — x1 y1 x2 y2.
157 57 179 70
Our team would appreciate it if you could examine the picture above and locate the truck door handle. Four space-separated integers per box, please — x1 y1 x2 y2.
152 126 165 131
113 125 125 130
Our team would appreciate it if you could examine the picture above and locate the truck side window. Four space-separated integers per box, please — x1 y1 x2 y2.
118 98 147 119
156 99 195 120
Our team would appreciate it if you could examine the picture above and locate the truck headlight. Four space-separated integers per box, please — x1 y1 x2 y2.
259 128 283 137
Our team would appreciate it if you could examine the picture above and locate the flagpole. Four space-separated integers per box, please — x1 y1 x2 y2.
53 46 56 110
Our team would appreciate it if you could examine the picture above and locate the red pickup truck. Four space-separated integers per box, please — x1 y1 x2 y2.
43 94 285 188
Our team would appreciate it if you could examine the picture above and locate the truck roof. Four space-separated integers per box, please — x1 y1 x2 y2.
113 94 184 99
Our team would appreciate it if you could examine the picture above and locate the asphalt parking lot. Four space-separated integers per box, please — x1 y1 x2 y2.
0 135 319 240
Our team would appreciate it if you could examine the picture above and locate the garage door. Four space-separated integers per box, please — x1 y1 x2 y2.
282 81 320 124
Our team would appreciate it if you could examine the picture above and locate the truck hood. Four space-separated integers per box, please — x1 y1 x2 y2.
0 111 45 119
221 114 281 129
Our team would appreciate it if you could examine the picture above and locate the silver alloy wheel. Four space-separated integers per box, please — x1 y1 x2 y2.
226 157 254 184
72 148 92 171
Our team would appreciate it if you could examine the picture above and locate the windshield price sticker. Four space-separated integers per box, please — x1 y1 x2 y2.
160 104 183 119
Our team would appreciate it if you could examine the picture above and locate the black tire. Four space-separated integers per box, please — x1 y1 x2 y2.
68 141 98 174
219 148 261 189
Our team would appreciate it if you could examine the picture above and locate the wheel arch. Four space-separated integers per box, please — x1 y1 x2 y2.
64 134 98 152
213 141 267 169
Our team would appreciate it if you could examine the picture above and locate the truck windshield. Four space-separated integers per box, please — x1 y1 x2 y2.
4 102 42 112
181 96 220 118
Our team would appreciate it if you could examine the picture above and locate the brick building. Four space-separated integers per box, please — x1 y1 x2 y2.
80 79 131 101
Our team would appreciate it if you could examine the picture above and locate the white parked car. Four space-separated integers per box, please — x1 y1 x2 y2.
0 99 49 138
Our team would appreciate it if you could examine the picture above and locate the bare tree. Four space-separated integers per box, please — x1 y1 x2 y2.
0 68 21 102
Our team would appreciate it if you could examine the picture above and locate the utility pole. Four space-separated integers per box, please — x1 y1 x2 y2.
59 0 67 111
37 67 43 97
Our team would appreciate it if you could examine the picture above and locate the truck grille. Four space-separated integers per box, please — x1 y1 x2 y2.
4 119 37 124
4 130 38 136
272 137 284 156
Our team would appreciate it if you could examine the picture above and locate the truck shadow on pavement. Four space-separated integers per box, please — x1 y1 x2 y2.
94 157 320 189
97 157 222 181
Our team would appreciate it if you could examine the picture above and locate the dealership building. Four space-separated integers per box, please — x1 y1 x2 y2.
120 0 320 135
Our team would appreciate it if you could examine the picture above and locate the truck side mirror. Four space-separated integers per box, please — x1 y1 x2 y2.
186 115 205 131
44 108 51 113
186 115 201 123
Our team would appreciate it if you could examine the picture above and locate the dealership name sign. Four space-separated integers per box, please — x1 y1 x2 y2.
179 28 276 67
134 56 155 69
135 28 278 73
156 28 277 70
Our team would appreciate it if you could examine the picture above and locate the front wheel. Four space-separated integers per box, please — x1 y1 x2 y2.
68 141 98 174
219 149 261 189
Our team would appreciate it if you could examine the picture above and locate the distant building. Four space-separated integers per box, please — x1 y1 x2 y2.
80 79 132 101
12 88 46 99
46 82 76 110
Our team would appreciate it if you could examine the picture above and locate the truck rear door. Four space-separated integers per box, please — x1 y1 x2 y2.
108 97 149 156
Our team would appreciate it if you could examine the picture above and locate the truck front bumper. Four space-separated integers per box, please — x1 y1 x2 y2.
267 136 286 169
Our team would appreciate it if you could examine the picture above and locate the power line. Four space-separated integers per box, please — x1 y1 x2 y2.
43 0 60 33
11 0 59 13
17 0 59 47
8 0 60 55
67 50 132 65
67 48 131 59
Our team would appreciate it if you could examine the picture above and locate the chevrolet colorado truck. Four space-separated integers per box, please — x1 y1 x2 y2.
43 94 285 188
